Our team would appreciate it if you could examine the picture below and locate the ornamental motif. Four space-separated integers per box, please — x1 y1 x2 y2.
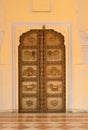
46 49 62 61
22 49 37 61
22 66 37 77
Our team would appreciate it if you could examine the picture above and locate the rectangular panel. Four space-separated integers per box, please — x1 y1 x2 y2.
46 65 63 79
46 49 62 62
22 49 37 62
22 97 37 111
46 81 63 95
0 65 10 110
22 81 37 94
32 0 51 12
47 97 63 111
22 65 37 78
75 65 88 110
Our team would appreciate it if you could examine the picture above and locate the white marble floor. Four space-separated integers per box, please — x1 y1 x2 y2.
0 113 88 130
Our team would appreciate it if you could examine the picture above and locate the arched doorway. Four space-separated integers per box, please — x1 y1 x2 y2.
18 27 65 112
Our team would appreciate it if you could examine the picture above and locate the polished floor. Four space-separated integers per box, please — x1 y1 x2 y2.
0 113 88 130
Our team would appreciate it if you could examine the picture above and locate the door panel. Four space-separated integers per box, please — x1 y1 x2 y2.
43 30 65 112
19 30 40 112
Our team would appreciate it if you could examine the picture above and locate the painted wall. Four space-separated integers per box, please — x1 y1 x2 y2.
0 0 88 112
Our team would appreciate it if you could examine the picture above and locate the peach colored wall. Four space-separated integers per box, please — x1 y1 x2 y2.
0 0 88 112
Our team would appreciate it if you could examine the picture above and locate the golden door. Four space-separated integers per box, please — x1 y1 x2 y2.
18 28 65 113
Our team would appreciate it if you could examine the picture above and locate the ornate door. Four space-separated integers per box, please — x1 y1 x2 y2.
18 28 65 112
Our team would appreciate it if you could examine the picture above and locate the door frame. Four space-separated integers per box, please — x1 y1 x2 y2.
11 22 73 112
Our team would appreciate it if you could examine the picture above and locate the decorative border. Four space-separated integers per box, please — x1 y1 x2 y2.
11 22 73 112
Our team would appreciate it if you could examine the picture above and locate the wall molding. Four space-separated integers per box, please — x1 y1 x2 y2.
0 65 10 110
0 31 4 45
29 0 53 12
79 31 88 64
73 0 84 30
32 0 52 12
75 64 88 110
12 22 73 112
0 109 17 113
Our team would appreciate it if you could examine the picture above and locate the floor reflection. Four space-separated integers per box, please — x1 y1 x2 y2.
0 113 88 130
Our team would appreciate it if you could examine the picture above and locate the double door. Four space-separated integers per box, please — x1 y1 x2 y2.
18 28 65 112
